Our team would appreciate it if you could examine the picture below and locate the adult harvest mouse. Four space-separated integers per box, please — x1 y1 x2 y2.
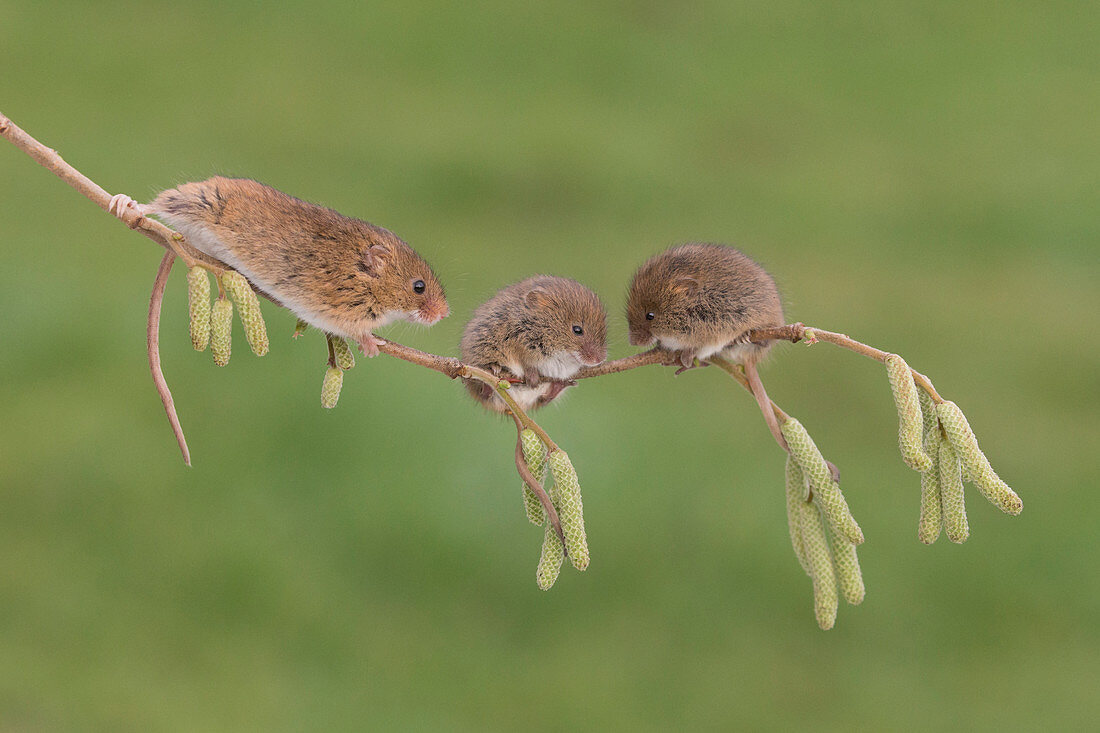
108 177 449 355
461 275 608 412
626 242 787 446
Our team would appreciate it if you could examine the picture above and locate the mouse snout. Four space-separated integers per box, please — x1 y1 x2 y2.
629 328 653 347
579 341 606 366
417 297 450 325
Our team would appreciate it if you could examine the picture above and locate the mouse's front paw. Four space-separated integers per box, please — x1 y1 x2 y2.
357 334 386 358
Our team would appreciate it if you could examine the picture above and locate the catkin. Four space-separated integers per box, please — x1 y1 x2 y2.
917 388 943 544
781 418 864 546
784 455 811 575
520 429 547 525
885 354 933 472
330 336 356 370
222 271 269 357
938 437 970 543
548 450 589 571
210 297 233 367
936 401 1023 515
187 267 211 351
321 366 343 409
536 521 565 590
827 526 865 606
797 498 838 630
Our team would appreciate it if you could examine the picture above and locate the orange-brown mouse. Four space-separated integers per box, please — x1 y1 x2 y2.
626 242 788 446
110 177 449 355
461 275 608 412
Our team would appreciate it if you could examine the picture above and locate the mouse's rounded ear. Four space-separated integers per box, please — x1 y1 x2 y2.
525 287 549 309
358 242 392 278
670 276 700 296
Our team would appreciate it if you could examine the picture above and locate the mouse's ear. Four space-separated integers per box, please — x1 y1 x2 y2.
670 276 700 296
358 243 392 278
525 287 549 309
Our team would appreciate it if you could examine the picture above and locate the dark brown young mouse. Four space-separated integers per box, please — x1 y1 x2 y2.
109 178 449 355
626 242 787 446
461 275 608 412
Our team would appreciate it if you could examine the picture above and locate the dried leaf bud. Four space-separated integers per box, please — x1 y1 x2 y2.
938 436 970 543
784 455 811 575
187 267 211 351
548 450 589 571
330 336 356 371
885 354 933 472
536 521 565 590
796 496 838 630
936 401 1023 515
321 365 343 409
222 271 269 357
520 428 547 526
781 418 864 546
210 297 233 367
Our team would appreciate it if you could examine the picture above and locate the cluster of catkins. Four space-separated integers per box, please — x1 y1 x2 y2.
518 429 589 590
187 268 269 363
884 354 1023 542
778 351 1023 629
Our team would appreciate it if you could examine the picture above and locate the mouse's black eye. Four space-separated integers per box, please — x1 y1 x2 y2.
572 325 584 335
412 279 426 294
645 312 655 321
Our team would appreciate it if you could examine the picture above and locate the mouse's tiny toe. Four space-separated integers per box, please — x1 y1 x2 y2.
108 194 147 225
357 334 385 358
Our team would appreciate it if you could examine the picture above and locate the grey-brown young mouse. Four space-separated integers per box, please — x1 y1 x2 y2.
109 177 449 355
461 275 608 412
626 242 788 446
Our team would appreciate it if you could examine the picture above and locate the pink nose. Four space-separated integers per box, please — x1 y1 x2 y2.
580 343 606 366
419 298 449 324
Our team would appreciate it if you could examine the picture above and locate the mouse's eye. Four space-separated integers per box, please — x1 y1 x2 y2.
412 279 426 294
645 312 655 321
572 325 584 336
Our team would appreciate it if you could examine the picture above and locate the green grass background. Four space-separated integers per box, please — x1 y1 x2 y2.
1 1 1097 729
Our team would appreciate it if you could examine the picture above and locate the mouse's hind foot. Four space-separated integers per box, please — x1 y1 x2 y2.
107 194 148 228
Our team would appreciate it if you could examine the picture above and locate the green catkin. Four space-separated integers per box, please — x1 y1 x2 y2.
536 520 565 590
938 436 970 543
210 297 233 367
548 450 589 571
917 388 943 544
936 401 1023 515
330 336 356 370
321 366 343 409
222 271 269 357
187 267 211 351
885 354 933 472
827 526 866 606
797 497 839 630
784 455 811 575
781 418 865 546
520 429 547 525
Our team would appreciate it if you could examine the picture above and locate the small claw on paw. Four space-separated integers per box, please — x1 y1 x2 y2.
357 335 385 357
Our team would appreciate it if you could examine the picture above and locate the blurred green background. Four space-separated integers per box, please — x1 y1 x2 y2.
1 1 1097 729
